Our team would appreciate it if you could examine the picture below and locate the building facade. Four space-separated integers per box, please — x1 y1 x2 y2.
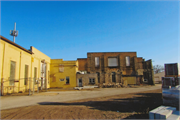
50 59 78 88
154 71 165 83
0 36 50 95
78 52 154 85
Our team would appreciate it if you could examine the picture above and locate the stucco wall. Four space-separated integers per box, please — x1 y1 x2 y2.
50 59 78 88
0 37 51 95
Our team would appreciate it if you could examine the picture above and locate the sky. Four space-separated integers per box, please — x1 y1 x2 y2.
1 1 179 66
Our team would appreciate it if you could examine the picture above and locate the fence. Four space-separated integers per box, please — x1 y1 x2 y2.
0 77 48 96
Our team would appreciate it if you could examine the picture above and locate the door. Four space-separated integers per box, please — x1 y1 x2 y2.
79 79 82 87
112 72 116 82
10 61 16 86
41 62 46 89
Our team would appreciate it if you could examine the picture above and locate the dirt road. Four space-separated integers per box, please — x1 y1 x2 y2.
1 84 161 110
1 89 163 119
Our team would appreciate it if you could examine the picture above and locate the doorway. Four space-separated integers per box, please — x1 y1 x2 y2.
79 79 82 87
112 72 116 82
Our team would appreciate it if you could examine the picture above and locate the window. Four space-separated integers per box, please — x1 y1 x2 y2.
60 79 64 81
9 61 16 86
66 77 70 84
95 57 100 67
108 57 118 67
34 67 37 84
126 56 130 66
89 78 95 84
24 65 29 85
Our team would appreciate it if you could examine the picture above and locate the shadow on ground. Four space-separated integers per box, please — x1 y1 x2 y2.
38 92 163 119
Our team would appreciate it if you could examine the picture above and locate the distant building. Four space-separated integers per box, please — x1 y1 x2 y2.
77 52 154 86
154 71 165 83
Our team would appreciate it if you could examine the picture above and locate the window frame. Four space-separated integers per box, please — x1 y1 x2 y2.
89 78 95 84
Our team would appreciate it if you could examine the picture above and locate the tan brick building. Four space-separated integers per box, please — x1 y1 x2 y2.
77 52 154 86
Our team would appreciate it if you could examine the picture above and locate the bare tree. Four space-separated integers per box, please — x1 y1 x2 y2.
153 65 164 74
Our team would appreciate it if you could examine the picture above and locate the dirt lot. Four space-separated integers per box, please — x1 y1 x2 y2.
1 89 163 119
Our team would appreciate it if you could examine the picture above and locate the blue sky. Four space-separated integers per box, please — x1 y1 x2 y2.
1 1 179 66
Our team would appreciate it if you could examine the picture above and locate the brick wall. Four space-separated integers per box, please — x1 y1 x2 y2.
78 52 154 85
77 58 87 71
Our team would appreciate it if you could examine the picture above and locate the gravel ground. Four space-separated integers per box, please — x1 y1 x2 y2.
1 89 163 119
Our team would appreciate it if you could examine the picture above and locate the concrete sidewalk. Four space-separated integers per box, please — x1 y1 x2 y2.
0 84 161 110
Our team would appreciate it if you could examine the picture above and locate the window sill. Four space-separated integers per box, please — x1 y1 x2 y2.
108 66 118 68
64 84 70 85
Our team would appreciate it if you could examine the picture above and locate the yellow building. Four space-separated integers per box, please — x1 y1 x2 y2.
0 36 50 95
50 59 78 88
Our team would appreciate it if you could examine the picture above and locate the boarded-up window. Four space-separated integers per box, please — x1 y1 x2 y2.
9 61 16 86
53 76 56 82
59 64 64 72
34 67 37 84
108 58 118 67
126 56 130 66
95 57 100 67
66 77 70 84
24 65 29 85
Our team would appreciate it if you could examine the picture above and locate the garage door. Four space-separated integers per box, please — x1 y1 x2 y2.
123 77 136 84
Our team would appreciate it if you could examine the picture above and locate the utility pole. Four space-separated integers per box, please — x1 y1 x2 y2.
10 22 18 43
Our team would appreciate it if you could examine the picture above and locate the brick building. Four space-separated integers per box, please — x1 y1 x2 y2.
77 52 154 86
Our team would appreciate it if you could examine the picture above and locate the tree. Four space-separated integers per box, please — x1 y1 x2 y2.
153 65 164 74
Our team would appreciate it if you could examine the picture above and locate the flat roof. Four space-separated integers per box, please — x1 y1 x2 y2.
87 52 137 54
0 35 33 54
77 58 87 60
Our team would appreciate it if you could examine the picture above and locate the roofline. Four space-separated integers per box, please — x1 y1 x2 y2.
87 52 137 54
164 63 179 64
0 35 33 54
77 58 87 60
51 59 77 61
